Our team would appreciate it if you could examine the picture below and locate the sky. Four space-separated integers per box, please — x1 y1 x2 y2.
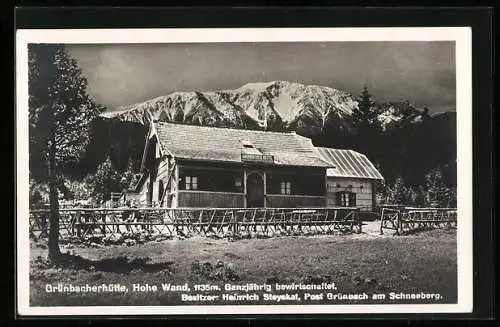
68 41 456 113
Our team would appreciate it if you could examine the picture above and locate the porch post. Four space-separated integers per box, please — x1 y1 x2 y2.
325 169 328 207
173 162 179 208
263 171 267 208
243 169 247 208
371 181 376 212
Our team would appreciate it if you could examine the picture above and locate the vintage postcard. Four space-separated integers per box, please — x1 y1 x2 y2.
16 27 472 315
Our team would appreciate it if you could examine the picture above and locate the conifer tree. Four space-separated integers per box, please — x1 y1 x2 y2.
352 86 381 131
85 156 122 203
424 167 451 207
351 86 381 158
29 44 104 262
121 159 136 190
386 176 409 205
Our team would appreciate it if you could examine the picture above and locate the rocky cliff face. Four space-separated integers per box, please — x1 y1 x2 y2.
102 80 431 135
101 81 362 132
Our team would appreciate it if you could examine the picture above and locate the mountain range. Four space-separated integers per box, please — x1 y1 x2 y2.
101 80 436 133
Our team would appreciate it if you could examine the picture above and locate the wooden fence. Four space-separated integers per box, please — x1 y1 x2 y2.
29 207 362 240
379 206 457 235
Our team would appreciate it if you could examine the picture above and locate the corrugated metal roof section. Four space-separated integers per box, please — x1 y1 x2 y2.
315 147 384 180
153 122 332 168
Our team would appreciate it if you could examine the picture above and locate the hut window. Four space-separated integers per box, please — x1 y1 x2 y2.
267 173 324 196
336 191 356 207
235 177 242 187
280 181 292 195
185 176 198 190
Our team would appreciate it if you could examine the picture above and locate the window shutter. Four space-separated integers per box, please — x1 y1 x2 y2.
349 192 356 207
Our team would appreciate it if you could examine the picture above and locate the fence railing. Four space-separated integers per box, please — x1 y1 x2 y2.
29 207 362 240
379 206 457 235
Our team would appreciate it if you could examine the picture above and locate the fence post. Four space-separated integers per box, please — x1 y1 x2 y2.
76 210 81 237
357 208 362 234
101 210 106 235
232 211 237 235
379 207 385 235
395 209 401 235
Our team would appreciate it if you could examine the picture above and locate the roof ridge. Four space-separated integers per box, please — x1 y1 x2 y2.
316 146 357 152
154 121 300 136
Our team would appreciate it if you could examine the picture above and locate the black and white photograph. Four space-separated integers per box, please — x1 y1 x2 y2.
16 27 473 315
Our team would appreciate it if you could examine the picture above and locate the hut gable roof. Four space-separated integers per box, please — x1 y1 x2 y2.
152 122 331 168
314 147 384 180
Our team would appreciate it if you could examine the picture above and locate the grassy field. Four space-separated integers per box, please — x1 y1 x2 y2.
29 222 457 306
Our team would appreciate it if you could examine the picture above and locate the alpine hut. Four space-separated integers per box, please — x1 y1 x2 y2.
126 122 332 208
125 122 384 210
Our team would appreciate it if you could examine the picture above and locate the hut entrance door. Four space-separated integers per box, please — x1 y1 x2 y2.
246 172 264 207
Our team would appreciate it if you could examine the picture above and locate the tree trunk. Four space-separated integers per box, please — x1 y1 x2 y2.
47 137 61 263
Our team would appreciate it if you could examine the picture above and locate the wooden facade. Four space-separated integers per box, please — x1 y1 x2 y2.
138 154 327 208
326 177 376 211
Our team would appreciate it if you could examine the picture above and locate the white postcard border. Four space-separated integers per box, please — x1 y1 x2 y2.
16 27 473 316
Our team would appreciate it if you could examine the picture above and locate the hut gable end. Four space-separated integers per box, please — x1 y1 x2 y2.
314 147 384 180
